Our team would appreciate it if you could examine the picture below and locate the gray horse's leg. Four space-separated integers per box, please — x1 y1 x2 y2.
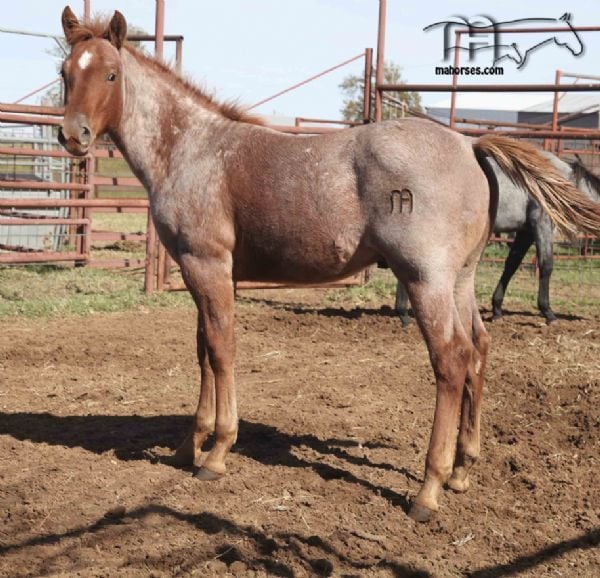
491 229 534 320
448 273 489 493
394 281 411 327
532 219 557 323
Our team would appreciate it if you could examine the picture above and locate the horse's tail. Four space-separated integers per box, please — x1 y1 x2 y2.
473 134 600 238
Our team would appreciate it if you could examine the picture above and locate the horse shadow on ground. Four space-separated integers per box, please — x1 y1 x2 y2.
239 297 589 326
0 503 433 577
0 412 415 512
481 307 586 325
238 296 401 320
0 499 597 577
2 413 598 576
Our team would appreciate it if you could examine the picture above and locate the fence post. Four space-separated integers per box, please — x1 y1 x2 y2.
363 48 373 123
374 0 386 122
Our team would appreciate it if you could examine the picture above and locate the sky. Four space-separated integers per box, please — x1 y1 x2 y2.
1 0 600 119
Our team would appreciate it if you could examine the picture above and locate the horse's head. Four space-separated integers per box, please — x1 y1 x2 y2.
554 13 584 57
58 6 127 156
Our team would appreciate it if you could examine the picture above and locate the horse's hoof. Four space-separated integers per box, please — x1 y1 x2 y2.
408 502 435 523
193 466 223 481
491 314 502 322
400 316 411 328
447 475 470 493
544 314 558 324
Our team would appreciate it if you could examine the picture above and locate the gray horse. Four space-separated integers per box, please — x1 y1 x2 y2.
394 151 600 326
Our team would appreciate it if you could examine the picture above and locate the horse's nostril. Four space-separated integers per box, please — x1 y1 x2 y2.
81 125 91 140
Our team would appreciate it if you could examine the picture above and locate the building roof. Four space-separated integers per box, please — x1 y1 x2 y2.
427 92 600 115
521 93 600 113
427 93 547 112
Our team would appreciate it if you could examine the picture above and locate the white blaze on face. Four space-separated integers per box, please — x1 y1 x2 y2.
78 50 93 70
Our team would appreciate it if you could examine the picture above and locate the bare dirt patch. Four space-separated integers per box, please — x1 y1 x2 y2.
1 291 598 577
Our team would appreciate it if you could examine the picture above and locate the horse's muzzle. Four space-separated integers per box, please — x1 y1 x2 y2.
59 113 93 156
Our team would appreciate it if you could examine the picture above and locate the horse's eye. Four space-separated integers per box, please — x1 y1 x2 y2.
107 72 117 82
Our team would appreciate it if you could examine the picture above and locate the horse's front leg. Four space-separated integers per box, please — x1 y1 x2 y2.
173 312 215 467
178 253 237 480
491 229 533 320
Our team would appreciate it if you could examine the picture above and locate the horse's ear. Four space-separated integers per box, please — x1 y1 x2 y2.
62 6 85 45
559 12 572 23
106 10 127 49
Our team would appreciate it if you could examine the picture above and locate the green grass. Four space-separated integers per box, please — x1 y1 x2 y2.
0 256 597 319
0 265 191 318
92 212 147 234
325 262 600 317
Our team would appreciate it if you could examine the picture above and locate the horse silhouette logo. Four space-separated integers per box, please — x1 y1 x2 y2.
424 13 584 70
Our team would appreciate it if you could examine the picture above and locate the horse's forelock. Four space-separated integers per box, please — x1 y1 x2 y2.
64 16 116 47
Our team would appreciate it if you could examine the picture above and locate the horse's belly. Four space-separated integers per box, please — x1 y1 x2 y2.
232 222 373 283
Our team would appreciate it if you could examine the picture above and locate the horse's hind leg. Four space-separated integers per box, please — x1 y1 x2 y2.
448 275 490 493
491 229 534 320
533 218 557 323
403 278 473 522
173 312 215 467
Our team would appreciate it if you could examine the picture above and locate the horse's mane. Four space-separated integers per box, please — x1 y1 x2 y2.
72 16 264 126
569 155 600 202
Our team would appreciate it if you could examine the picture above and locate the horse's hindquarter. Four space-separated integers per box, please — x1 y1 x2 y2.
354 120 491 278
226 127 375 283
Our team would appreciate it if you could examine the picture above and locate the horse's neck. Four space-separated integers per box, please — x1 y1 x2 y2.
578 173 600 203
110 50 222 198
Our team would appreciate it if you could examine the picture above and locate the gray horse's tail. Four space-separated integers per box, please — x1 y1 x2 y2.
473 135 600 238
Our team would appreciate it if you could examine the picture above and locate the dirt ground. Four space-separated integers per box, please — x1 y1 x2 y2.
0 290 598 577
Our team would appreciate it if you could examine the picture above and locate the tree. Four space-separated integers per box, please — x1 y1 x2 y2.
339 61 422 121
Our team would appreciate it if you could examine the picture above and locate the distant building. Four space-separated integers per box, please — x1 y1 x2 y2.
518 94 600 129
425 93 600 130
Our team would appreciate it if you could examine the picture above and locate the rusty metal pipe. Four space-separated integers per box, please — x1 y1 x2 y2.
374 0 386 121
0 103 64 116
0 113 62 126
154 0 165 60
363 47 373 123
0 198 148 208
0 217 90 226
551 70 562 137
449 25 600 34
0 181 92 191
453 117 595 131
0 146 82 158
459 128 600 139
175 39 183 74
379 83 600 92
0 251 86 264
449 31 461 128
